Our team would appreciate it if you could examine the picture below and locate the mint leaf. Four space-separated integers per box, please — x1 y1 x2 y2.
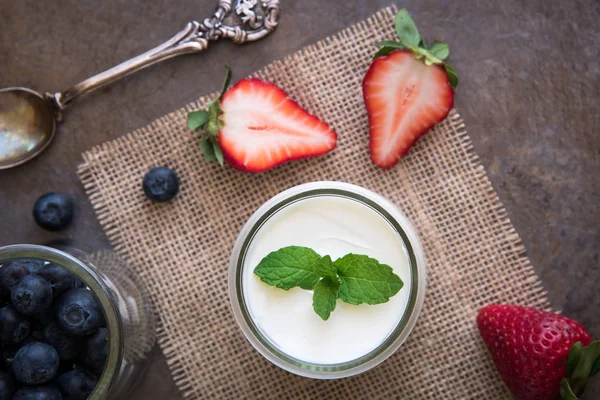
254 246 322 290
334 254 403 305
429 40 450 60
312 277 339 320
316 255 337 280
188 110 209 131
395 9 421 47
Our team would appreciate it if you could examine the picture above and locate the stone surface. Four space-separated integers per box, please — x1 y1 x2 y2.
1 0 598 398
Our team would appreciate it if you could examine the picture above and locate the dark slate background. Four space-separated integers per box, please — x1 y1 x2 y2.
1 0 598 398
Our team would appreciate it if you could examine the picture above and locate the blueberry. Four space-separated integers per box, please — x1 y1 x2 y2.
11 275 53 316
12 342 59 385
1 340 36 371
142 167 180 202
1 346 18 370
56 368 96 400
56 289 104 336
33 193 74 231
31 311 55 332
0 305 31 345
0 371 15 400
0 262 30 296
82 328 108 375
32 329 45 340
56 360 76 376
43 322 78 360
38 264 80 297
13 385 62 400
4 260 45 276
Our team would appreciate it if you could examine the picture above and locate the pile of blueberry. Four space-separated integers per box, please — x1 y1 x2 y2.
0 259 107 400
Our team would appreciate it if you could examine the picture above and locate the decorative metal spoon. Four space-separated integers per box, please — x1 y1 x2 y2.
0 0 280 170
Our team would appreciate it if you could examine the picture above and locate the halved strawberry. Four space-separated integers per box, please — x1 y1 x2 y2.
219 79 336 172
363 9 457 168
187 67 336 173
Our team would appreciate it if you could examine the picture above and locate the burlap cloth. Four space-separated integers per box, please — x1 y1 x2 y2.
77 6 552 399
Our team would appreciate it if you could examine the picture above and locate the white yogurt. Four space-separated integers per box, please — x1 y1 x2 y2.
242 195 412 364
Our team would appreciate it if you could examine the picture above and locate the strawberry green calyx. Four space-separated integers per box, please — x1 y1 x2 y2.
562 340 600 399
187 65 232 166
375 9 458 88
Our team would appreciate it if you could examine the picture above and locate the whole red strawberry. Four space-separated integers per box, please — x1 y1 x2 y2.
477 305 599 400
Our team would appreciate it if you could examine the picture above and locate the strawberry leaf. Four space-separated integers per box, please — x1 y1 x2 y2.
560 379 578 400
570 341 600 395
429 40 450 60
188 110 209 131
205 99 222 137
590 356 600 377
187 66 232 167
376 40 406 49
200 137 217 163
374 41 406 59
567 342 583 377
443 63 459 89
394 9 421 47
218 65 232 101
373 47 397 59
213 141 224 166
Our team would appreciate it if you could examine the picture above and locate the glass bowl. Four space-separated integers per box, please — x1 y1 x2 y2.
228 181 427 379
0 244 155 399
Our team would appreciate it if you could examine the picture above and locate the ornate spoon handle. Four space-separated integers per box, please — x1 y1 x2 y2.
47 0 280 114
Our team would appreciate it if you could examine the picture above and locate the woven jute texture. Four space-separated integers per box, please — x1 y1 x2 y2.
78 6 552 399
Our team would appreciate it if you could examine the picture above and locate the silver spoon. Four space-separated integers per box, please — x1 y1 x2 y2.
0 0 280 170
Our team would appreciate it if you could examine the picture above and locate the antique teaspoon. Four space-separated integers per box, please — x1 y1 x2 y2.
0 0 280 169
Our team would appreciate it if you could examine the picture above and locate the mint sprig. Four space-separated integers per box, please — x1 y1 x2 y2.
187 65 232 166
254 246 403 320
375 8 458 89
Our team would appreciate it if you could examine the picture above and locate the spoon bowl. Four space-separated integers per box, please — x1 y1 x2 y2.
0 88 56 169
0 0 279 170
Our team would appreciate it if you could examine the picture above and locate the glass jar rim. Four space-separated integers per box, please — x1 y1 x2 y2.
0 244 123 399
228 181 427 379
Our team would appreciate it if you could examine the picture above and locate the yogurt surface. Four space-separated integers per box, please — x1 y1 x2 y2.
242 195 412 364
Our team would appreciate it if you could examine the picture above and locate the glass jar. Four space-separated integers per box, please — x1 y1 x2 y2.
228 181 427 379
0 244 155 399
